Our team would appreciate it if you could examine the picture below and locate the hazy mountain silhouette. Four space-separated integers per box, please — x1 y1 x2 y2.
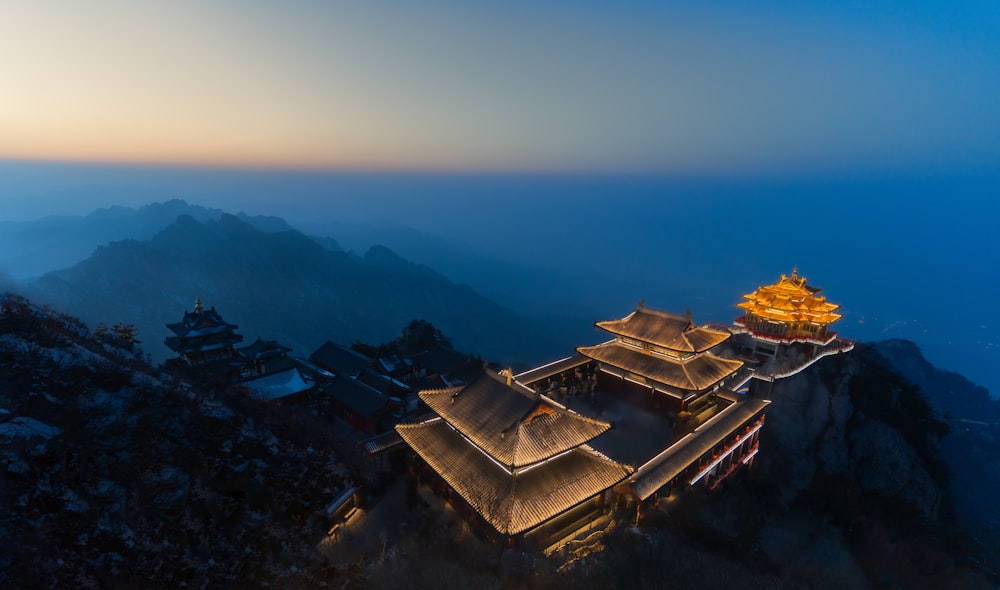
28 214 587 365
293 219 654 318
0 199 304 281
871 339 1000 539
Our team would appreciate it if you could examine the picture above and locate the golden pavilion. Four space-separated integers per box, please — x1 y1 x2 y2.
734 269 842 346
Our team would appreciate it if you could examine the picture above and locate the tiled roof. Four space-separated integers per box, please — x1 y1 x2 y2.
420 371 611 468
309 341 372 378
397 418 630 535
242 367 313 401
577 342 743 394
360 430 405 456
165 330 243 354
237 337 291 360
596 307 731 353
629 397 769 500
737 270 842 325
324 376 389 418
166 307 239 338
515 354 590 386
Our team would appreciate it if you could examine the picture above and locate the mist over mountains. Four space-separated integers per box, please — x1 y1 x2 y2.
22 208 590 365
0 199 294 281
2 175 998 400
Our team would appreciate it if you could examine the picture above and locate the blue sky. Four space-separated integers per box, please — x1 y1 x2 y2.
1 1 997 174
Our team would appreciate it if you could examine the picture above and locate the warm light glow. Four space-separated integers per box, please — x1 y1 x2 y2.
2 3 997 173
688 422 763 485
738 270 842 325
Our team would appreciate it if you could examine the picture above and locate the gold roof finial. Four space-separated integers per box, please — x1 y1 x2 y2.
194 296 204 314
506 367 513 386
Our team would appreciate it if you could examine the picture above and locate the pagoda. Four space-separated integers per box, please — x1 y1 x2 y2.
734 270 842 351
577 304 744 413
396 370 631 545
237 337 294 378
164 297 243 367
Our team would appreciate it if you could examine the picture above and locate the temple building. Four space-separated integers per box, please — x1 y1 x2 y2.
164 297 243 369
576 304 747 413
238 338 294 378
237 338 314 402
396 370 632 547
732 270 854 380
734 269 842 348
394 276 852 555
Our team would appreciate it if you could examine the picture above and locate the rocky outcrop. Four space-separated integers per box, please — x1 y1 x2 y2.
847 415 941 519
759 359 855 504
758 345 946 519
0 294 351 587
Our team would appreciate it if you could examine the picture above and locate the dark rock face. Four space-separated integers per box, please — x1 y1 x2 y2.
760 347 946 519
847 416 941 519
0 295 350 587
871 338 1000 541
872 339 997 421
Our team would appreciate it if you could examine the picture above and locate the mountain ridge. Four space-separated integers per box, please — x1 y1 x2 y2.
27 213 583 365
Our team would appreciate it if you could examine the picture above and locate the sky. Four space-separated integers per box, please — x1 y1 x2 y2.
1 1 998 175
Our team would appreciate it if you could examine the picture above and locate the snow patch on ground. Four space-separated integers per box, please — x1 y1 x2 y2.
0 416 63 440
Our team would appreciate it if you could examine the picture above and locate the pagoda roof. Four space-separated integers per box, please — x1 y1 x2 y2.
357 367 410 396
596 306 731 353
165 330 243 354
324 376 389 418
515 354 591 386
309 341 372 378
397 418 631 535
738 270 842 325
419 371 611 469
166 306 240 339
237 337 291 361
577 342 743 395
242 367 313 401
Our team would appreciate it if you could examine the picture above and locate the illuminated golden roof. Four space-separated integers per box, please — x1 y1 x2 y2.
419 371 611 469
577 342 743 394
738 270 842 325
596 306 730 353
397 419 630 535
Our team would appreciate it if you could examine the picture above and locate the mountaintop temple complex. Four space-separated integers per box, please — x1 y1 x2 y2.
160 271 853 554
396 270 853 552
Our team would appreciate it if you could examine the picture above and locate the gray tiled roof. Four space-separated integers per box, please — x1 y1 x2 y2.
596 307 731 353
577 342 743 394
420 371 611 468
629 397 769 500
397 418 630 535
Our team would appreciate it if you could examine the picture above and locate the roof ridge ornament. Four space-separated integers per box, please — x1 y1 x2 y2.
194 296 204 314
